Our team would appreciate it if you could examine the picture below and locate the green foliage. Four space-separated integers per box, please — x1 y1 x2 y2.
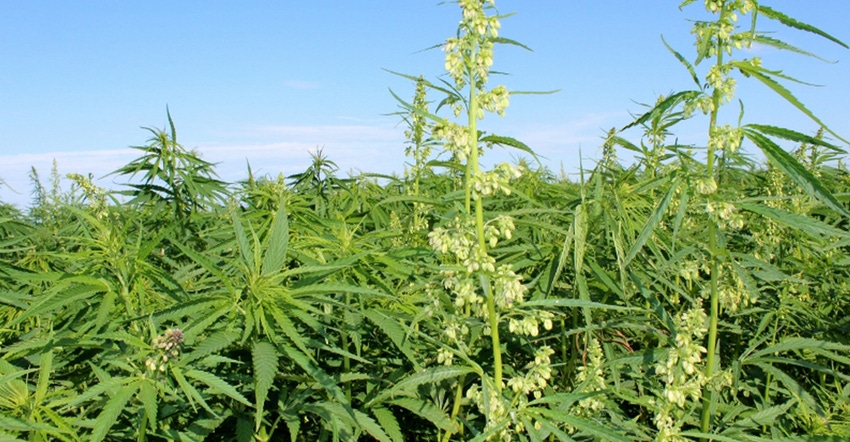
1 1 849 440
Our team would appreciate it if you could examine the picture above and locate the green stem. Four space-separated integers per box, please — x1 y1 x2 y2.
442 373 467 442
467 71 503 393
700 5 726 433
342 292 352 403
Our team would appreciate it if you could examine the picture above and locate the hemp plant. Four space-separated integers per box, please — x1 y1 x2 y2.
391 0 558 438
626 0 848 437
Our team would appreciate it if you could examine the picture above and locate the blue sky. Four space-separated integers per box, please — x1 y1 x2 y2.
2 1 848 208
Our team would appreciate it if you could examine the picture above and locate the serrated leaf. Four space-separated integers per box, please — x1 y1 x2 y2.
747 337 850 361
261 201 289 276
529 407 632 442
138 379 158 432
737 202 850 239
280 343 346 403
758 5 848 49
185 369 251 407
521 298 633 311
230 209 255 272
387 397 457 432
738 69 848 145
9 281 107 327
0 415 62 434
252 340 279 430
479 134 537 158
351 407 392 442
662 34 700 88
371 407 404 442
753 35 836 63
171 365 215 415
372 366 475 404
362 310 420 370
751 362 826 420
90 381 139 442
622 90 702 131
744 124 845 153
744 128 850 218
34 346 52 404
624 173 680 266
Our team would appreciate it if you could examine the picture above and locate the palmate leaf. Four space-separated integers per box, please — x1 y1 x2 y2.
280 343 347 403
743 128 850 218
90 381 139 442
252 340 279 430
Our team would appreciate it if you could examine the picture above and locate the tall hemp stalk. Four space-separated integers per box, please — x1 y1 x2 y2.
393 1 559 438
657 0 849 435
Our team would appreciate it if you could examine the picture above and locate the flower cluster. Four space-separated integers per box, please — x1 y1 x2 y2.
651 305 708 439
694 176 717 195
706 201 744 230
692 0 755 58
507 346 555 400
484 215 515 249
573 339 608 414
145 328 184 372
715 263 756 312
507 310 553 337
444 0 500 89
708 124 743 154
480 85 510 117
432 121 472 162
466 381 510 440
706 64 737 106
471 163 522 200
67 173 109 219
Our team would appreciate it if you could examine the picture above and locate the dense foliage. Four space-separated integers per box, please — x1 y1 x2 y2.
1 1 849 440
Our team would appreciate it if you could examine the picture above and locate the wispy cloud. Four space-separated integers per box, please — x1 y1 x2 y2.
505 112 628 160
0 123 409 209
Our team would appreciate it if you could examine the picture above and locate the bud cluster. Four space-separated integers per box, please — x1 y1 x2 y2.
444 0 500 89
651 305 708 439
145 328 184 373
472 163 522 200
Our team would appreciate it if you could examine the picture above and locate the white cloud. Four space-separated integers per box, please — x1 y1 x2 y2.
0 123 410 209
